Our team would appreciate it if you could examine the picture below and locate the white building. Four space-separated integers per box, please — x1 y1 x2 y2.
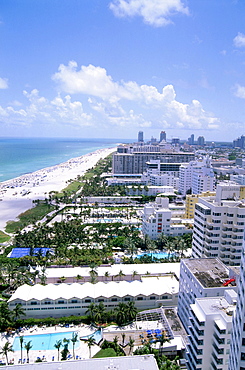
141 197 192 239
177 258 237 332
192 184 245 266
230 174 245 185
179 156 215 195
186 290 236 370
228 235 245 370
8 276 179 318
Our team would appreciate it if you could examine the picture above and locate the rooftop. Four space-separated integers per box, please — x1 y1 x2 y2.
1 355 159 370
182 258 231 288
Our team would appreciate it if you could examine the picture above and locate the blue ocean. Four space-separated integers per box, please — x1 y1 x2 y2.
0 137 131 183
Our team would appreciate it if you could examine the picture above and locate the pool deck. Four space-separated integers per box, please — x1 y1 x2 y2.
0 324 100 365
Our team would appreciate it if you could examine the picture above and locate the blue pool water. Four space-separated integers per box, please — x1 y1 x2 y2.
136 252 173 259
81 329 102 344
13 331 79 351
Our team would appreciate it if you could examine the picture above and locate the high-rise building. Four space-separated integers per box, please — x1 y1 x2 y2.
188 134 194 145
233 135 245 149
178 156 215 195
112 145 195 174
197 136 205 146
178 258 237 332
160 131 166 142
191 183 245 266
138 131 144 143
229 234 245 370
186 290 236 370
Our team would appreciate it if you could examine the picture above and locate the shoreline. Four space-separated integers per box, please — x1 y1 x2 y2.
0 147 116 231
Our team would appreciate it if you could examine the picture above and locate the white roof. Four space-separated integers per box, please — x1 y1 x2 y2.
34 263 180 279
9 276 179 302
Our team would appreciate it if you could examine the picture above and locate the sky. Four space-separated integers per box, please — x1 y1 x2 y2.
0 0 245 142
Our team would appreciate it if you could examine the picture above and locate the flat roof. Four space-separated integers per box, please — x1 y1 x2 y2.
182 259 231 288
1 355 159 370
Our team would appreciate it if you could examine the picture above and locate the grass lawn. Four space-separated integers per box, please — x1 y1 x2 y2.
0 230 11 243
5 203 55 233
93 348 117 358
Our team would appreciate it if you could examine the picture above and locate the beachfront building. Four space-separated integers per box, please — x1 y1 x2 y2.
126 185 175 197
8 275 179 318
141 196 192 239
112 145 195 174
177 258 237 332
191 183 245 266
186 290 236 370
178 156 215 195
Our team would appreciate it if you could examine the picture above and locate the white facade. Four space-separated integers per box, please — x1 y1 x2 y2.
186 291 236 370
141 197 191 239
192 184 245 266
230 174 245 185
228 236 245 370
8 276 179 318
179 156 215 195
178 258 237 332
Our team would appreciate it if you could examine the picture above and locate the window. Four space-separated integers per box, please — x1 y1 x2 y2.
85 299 91 303
31 301 38 305
137 297 143 301
111 298 117 302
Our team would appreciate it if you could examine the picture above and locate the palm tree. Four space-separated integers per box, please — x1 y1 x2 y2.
121 333 126 346
104 271 110 282
24 340 32 363
86 336 96 358
126 301 138 322
54 339 62 361
0 341 14 365
85 302 95 319
131 270 138 281
115 269 125 281
128 337 135 355
71 332 78 359
12 303 25 321
19 336 24 364
114 303 127 326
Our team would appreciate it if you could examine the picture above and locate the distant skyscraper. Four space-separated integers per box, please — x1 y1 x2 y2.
197 136 205 146
160 131 166 142
138 131 144 143
188 134 194 145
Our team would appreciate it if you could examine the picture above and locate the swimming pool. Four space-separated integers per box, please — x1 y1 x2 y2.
13 331 79 351
136 252 174 259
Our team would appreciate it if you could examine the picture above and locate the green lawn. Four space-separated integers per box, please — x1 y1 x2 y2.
0 230 11 243
5 203 55 233
93 348 117 358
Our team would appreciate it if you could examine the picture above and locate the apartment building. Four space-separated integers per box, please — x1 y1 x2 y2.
192 184 245 266
186 290 236 370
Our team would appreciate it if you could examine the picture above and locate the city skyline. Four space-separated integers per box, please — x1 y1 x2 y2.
1 1 245 141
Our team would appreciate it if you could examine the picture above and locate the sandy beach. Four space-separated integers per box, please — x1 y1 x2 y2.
0 147 116 231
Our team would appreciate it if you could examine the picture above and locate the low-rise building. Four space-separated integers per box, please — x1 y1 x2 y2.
8 276 179 318
142 197 192 239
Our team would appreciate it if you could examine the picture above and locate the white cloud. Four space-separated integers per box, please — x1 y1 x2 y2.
233 32 245 48
0 62 219 132
233 84 245 99
0 77 8 89
109 0 189 27
52 61 219 130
